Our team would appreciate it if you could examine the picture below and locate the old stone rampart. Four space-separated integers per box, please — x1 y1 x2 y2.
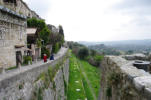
0 48 69 100
100 56 151 100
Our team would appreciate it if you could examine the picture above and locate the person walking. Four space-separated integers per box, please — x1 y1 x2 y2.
50 54 54 60
43 54 47 63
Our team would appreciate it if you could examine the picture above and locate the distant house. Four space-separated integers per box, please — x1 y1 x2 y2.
26 28 41 61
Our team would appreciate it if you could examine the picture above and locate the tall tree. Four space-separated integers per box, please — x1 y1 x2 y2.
59 25 64 36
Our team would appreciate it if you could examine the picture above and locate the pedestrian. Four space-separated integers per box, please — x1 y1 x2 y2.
50 54 54 60
43 54 47 63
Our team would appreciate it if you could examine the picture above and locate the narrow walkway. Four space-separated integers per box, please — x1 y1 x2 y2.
77 59 97 100
73 57 87 100
0 47 68 82
67 53 87 100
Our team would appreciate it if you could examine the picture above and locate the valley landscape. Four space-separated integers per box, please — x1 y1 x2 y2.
0 0 151 100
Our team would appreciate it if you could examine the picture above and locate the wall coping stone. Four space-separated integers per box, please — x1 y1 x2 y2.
105 56 151 99
0 5 27 19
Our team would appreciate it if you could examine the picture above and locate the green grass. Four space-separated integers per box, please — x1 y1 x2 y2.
79 60 101 97
6 66 17 71
67 54 86 100
67 53 101 100
82 77 94 100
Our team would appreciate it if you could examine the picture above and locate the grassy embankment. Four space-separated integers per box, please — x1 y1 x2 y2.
67 53 101 100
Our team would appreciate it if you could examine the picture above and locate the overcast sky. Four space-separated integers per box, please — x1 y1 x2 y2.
23 0 151 42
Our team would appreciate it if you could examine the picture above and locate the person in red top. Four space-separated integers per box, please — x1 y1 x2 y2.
43 54 47 63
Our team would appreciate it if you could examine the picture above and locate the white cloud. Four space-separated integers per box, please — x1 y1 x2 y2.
23 0 151 41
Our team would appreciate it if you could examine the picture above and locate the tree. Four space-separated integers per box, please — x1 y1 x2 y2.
27 17 46 31
27 18 51 46
41 46 50 58
39 27 51 45
52 42 60 54
90 49 97 56
58 25 65 45
59 25 64 36
78 48 89 59
127 50 133 55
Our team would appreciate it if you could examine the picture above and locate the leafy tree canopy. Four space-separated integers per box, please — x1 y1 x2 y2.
78 48 89 59
27 17 46 30
40 27 51 45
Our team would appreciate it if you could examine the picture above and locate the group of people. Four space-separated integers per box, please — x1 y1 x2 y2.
43 54 54 63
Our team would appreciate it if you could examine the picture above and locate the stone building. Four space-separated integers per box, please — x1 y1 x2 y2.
0 0 40 69
0 0 41 19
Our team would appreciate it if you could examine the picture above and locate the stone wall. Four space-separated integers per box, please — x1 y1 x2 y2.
0 0 41 68
0 6 27 68
0 50 69 100
100 56 151 100
0 0 40 19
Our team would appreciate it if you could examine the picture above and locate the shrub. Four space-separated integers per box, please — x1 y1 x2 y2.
39 27 51 45
52 43 60 54
36 39 42 48
90 49 97 56
23 56 32 65
41 47 50 58
94 55 104 66
78 48 89 59
27 17 46 30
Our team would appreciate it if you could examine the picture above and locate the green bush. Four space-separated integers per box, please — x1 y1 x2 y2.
23 56 32 65
41 47 50 58
52 43 60 54
94 55 104 66
27 17 46 30
39 27 51 45
78 47 89 59
36 39 42 48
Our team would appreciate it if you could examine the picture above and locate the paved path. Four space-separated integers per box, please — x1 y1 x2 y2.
0 47 68 82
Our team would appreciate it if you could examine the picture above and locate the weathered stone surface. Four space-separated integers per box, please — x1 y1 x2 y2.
100 56 151 100
123 53 147 60
0 48 69 100
0 0 41 69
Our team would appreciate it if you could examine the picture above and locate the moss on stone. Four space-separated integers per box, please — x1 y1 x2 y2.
107 72 121 86
32 55 68 100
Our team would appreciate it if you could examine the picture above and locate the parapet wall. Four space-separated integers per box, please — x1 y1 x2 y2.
0 49 69 100
100 56 151 100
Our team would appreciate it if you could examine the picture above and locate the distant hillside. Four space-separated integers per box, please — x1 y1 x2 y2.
78 39 151 46
88 44 121 55
79 39 151 53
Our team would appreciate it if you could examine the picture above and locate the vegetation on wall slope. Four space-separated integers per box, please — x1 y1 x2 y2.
67 53 101 100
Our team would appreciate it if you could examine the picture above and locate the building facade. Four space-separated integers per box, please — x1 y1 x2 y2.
0 0 39 69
